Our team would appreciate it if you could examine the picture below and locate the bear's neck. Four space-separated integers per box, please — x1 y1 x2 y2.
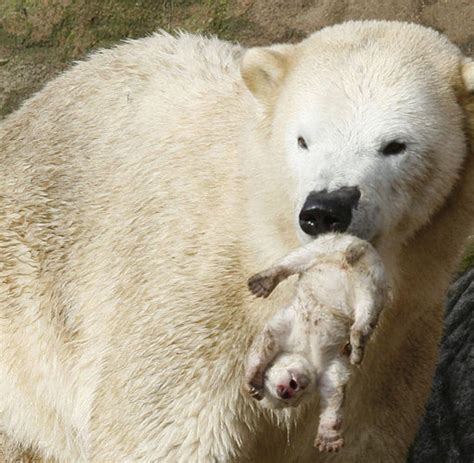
384 103 474 316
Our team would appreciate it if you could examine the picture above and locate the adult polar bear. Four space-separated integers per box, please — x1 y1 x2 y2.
0 20 473 462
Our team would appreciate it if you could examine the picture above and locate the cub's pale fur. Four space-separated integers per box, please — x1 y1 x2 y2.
244 234 390 452
0 21 474 462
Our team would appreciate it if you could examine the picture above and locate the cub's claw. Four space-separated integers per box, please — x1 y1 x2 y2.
350 347 364 366
244 382 264 401
314 433 344 453
247 272 278 298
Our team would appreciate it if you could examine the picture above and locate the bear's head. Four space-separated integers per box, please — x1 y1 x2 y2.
242 21 474 250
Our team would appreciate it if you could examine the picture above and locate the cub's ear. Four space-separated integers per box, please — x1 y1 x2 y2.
241 45 293 103
462 58 474 93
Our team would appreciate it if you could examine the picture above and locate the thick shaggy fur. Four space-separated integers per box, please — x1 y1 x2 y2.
0 21 473 462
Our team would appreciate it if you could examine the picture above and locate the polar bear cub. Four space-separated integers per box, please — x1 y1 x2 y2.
244 233 390 452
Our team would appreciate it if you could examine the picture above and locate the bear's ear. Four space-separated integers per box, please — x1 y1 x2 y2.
461 58 474 93
241 46 292 103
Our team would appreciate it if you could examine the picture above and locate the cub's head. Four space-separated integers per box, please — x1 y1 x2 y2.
242 21 474 247
261 352 315 409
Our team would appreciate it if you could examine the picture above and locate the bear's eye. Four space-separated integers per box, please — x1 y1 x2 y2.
298 136 308 150
381 141 406 156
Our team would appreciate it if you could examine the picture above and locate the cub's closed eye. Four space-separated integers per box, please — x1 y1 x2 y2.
298 136 308 150
381 141 406 156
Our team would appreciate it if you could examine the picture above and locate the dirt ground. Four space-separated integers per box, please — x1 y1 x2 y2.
0 0 473 118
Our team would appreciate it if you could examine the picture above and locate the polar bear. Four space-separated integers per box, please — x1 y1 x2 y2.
0 20 473 462
243 233 390 452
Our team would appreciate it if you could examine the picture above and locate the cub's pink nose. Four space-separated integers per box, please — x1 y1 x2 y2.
276 378 300 400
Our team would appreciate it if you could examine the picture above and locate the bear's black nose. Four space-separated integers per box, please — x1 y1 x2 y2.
299 187 361 236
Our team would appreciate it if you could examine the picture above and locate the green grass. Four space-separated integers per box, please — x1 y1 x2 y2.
460 240 474 272
0 0 243 61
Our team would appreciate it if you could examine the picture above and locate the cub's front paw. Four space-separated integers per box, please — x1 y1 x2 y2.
314 432 344 453
243 381 264 401
349 329 367 366
247 271 279 298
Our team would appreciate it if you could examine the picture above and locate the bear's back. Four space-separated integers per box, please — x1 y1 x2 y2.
0 33 262 461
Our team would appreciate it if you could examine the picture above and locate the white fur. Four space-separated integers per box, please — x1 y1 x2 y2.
272 28 466 246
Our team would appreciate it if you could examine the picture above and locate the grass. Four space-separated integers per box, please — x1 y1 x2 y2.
460 240 474 272
0 0 243 62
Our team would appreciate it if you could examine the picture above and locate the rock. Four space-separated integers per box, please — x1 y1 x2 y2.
409 268 474 462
